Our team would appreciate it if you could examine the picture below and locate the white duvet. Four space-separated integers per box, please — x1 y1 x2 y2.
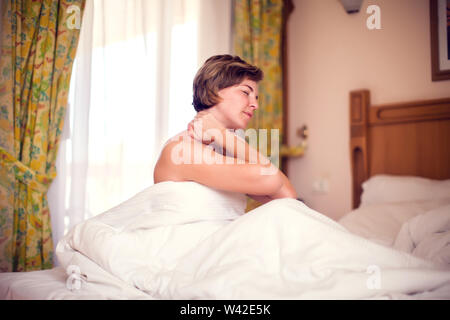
394 204 450 266
56 181 450 299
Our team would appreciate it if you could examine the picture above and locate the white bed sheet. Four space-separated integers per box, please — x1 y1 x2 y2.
53 181 450 300
338 198 450 247
0 267 84 300
0 264 154 300
2 188 449 300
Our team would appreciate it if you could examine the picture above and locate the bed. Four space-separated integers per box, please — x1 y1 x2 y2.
339 89 450 255
0 89 449 300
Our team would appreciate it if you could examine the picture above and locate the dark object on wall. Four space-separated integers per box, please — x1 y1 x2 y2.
280 0 295 175
339 0 363 14
430 0 450 81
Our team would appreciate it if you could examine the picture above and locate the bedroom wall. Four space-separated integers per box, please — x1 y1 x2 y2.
286 0 450 220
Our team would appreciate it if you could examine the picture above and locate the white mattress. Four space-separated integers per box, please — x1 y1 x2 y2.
0 267 84 300
0 266 153 300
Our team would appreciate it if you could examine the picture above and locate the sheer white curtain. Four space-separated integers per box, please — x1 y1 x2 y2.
48 0 232 261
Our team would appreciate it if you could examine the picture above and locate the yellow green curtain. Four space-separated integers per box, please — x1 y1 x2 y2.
0 0 85 272
233 0 284 211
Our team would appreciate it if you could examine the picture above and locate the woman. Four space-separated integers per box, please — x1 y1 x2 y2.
56 55 450 300
153 54 297 204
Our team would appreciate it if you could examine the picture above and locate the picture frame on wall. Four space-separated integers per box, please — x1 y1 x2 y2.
430 0 450 81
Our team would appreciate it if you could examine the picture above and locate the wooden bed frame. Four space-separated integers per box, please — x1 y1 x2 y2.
350 90 450 209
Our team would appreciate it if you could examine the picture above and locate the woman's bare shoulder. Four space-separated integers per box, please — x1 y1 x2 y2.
153 131 196 183
160 130 198 157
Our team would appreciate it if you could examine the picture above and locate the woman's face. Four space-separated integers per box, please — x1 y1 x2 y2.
209 78 259 130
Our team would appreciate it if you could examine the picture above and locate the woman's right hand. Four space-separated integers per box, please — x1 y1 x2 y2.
188 110 226 145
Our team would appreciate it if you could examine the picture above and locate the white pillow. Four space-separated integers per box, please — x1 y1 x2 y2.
360 174 450 207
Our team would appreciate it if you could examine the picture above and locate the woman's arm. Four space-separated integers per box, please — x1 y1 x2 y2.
211 128 297 200
247 170 297 204
270 170 297 199
159 137 284 196
188 112 277 174
186 111 296 198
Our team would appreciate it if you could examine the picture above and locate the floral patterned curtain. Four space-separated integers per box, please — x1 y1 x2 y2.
0 0 85 272
233 0 284 211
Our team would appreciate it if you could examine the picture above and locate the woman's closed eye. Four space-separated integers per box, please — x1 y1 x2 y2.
242 91 250 96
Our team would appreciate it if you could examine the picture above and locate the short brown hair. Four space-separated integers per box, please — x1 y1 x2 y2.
192 55 263 112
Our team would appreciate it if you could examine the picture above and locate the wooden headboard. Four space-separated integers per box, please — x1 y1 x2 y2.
350 90 450 209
